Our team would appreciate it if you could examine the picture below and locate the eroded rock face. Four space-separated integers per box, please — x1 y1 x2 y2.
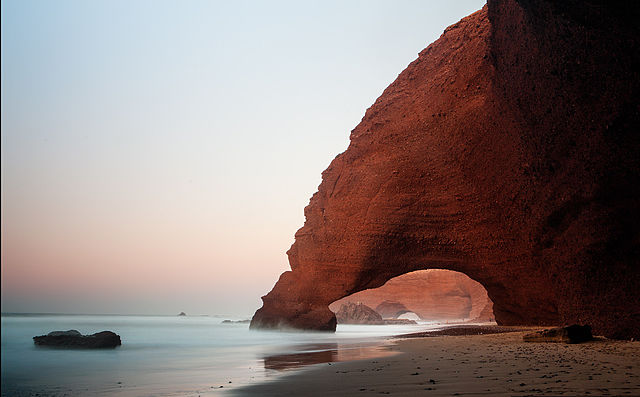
250 0 640 339
375 301 409 319
335 302 383 325
329 270 494 321
471 299 495 323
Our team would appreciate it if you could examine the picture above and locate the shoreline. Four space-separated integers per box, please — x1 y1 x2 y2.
397 324 528 338
230 327 640 396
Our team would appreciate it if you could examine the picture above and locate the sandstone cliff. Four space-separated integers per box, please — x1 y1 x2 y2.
375 301 409 319
329 270 494 321
251 0 640 339
334 302 383 325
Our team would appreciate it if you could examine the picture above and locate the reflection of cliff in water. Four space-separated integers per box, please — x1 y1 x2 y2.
263 343 396 371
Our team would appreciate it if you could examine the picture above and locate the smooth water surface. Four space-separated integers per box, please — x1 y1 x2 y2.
1 314 443 396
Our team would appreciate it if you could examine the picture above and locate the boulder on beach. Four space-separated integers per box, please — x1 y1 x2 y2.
523 325 592 344
33 330 122 348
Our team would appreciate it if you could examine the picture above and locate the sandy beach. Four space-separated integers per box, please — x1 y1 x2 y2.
233 329 640 396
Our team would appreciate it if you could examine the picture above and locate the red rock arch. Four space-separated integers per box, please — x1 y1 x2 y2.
329 270 494 322
250 0 640 339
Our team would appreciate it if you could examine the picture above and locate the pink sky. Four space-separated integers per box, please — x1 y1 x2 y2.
1 0 485 316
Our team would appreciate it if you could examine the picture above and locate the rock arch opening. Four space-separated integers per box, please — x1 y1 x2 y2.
398 312 421 321
329 270 494 324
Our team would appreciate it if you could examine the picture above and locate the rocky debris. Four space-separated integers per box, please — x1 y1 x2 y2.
335 303 384 324
221 319 250 324
523 325 593 344
33 330 121 348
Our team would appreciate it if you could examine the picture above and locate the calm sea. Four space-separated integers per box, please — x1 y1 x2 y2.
1 314 443 396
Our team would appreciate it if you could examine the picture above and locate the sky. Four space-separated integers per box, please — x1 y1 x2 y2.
1 0 485 317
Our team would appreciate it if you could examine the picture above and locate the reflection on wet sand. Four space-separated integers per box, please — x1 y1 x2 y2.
263 342 396 371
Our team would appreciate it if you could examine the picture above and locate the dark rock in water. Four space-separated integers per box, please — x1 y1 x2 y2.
34 330 121 348
178 312 187 316
221 319 250 324
335 302 384 324
523 325 592 344
47 330 82 337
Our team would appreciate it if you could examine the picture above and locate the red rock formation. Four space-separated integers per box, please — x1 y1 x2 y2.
374 301 409 319
335 302 383 324
471 299 494 323
250 0 640 339
329 270 494 321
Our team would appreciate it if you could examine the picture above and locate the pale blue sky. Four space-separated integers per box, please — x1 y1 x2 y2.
1 0 485 316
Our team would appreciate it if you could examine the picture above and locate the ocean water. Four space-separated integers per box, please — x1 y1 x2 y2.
1 314 444 397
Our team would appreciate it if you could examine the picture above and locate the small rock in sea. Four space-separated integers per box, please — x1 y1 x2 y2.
33 330 121 348
178 312 187 316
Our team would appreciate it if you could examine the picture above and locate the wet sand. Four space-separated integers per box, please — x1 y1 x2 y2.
262 342 398 371
232 329 640 396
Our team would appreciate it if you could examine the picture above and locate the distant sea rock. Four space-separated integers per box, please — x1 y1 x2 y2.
221 319 250 324
33 330 121 348
178 312 187 316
